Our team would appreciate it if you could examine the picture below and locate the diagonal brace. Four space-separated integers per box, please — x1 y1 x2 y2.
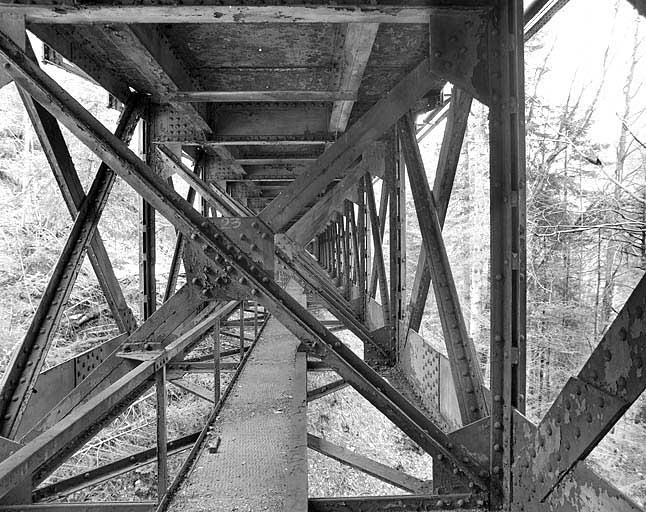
398 111 487 425
0 94 144 438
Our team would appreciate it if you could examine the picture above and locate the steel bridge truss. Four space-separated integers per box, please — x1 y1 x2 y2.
0 0 643 510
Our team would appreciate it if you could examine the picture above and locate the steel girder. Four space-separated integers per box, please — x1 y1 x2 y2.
0 30 491 498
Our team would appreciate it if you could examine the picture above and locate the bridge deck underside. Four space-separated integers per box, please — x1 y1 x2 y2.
168 316 308 512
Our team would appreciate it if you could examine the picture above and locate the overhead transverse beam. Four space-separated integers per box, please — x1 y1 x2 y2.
10 1 493 24
172 90 356 102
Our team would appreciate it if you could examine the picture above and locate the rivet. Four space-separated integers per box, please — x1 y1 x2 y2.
617 376 627 390
495 274 503 281
494 421 503 430
494 394 502 402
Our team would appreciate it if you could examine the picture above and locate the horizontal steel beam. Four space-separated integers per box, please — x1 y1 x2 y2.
14 1 491 23
0 504 156 511
308 494 487 511
171 90 356 102
33 431 199 500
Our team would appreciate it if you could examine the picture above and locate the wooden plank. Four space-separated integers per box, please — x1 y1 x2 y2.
16 2 491 24
329 23 378 133
307 433 430 493
172 90 356 102
259 58 440 233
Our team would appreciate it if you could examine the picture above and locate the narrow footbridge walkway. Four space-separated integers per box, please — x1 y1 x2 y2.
169 317 308 511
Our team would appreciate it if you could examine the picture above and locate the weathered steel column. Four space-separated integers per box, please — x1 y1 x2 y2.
387 131 406 355
139 109 157 319
213 319 221 403
155 366 168 501
488 0 527 507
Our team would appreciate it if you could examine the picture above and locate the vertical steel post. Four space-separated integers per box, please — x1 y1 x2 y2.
213 319 220 403
342 209 351 298
139 114 156 319
239 300 245 359
387 131 405 354
357 177 368 319
155 366 168 501
488 0 527 507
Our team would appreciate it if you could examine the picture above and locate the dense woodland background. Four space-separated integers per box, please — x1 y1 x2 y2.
0 0 644 504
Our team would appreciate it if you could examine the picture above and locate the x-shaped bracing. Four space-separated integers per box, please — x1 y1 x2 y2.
1 19 643 511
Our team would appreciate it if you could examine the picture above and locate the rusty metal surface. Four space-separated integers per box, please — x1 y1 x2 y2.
168 317 307 511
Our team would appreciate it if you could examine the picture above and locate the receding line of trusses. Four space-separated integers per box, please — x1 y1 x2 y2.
2 0 494 24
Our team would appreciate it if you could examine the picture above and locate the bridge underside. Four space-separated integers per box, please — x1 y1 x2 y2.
0 0 644 510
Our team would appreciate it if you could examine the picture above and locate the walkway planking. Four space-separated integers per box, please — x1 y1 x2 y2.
169 316 307 511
